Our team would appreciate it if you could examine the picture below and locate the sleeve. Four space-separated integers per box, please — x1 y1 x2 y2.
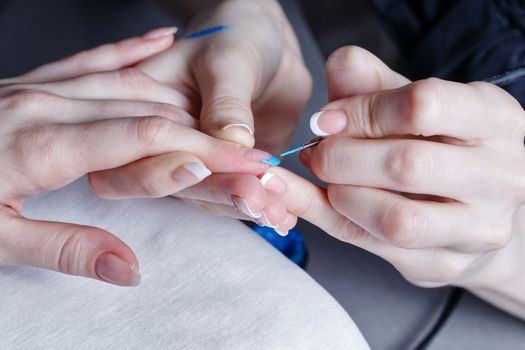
370 0 525 105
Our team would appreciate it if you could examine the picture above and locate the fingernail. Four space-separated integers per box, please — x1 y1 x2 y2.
243 148 274 162
95 253 141 287
276 227 289 237
142 26 178 40
310 110 347 136
222 122 254 135
231 195 262 219
257 212 278 229
259 172 286 194
172 162 211 185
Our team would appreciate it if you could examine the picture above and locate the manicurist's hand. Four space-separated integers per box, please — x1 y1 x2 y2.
0 29 276 287
138 0 312 155
289 46 525 319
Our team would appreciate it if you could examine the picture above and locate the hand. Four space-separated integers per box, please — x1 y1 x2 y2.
289 46 525 318
0 29 274 286
138 0 312 154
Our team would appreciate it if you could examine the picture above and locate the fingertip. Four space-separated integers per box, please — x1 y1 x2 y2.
95 252 141 287
212 123 255 148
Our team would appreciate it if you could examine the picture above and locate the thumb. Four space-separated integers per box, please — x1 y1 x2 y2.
195 50 258 148
325 45 410 100
1 214 140 286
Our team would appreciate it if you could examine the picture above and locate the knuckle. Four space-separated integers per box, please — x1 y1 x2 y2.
57 229 90 276
384 143 430 187
333 215 372 246
310 138 341 181
483 224 512 251
151 103 182 120
137 173 168 198
3 90 56 112
404 78 442 133
118 68 153 94
204 95 252 121
134 116 173 147
382 203 425 247
429 256 469 285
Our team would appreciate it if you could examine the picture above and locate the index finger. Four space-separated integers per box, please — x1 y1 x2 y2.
311 78 504 140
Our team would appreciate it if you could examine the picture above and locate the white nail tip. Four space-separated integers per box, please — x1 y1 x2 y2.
232 197 262 219
259 172 275 187
259 213 277 229
222 123 254 135
276 228 289 237
310 111 331 137
183 163 211 181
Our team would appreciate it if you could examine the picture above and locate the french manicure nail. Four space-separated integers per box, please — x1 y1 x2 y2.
231 195 262 219
258 212 278 229
243 148 273 162
95 253 141 287
172 162 211 184
276 227 289 237
310 110 347 136
142 26 178 40
222 122 254 135
259 172 286 194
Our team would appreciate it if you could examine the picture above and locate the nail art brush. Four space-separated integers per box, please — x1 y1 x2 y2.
260 139 322 166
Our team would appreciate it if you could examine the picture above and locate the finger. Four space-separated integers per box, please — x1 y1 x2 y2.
327 184 485 250
269 168 383 249
310 78 494 140
307 137 480 199
325 45 410 100
181 198 250 221
176 174 267 215
15 27 177 83
7 117 272 199
1 214 140 286
195 46 258 147
10 68 192 111
275 213 299 236
9 91 196 127
89 152 211 199
256 190 288 230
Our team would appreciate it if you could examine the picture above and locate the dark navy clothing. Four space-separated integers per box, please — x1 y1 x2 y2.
371 0 525 105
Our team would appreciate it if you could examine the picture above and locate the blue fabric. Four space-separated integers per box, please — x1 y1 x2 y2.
249 223 307 266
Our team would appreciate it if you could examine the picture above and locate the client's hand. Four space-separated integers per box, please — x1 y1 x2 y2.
138 0 312 154
0 30 274 287
289 46 525 318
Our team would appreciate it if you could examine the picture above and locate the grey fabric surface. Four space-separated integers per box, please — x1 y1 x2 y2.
0 178 368 350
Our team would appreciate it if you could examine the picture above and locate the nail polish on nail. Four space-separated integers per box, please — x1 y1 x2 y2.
259 172 286 194
142 26 178 40
310 110 347 136
260 172 275 186
243 148 273 162
231 195 262 219
172 162 211 185
222 122 254 136
95 253 141 287
260 155 281 166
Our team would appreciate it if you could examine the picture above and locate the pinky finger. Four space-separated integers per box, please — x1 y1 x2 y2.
89 152 211 199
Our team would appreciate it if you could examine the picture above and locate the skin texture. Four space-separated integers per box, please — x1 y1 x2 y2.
281 46 525 320
0 29 281 286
